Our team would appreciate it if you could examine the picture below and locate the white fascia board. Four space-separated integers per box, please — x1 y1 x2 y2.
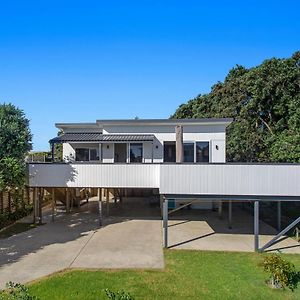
97 119 233 127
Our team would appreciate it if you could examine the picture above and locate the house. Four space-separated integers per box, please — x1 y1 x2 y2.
27 118 300 251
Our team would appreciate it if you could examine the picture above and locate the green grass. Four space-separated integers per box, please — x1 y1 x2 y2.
29 250 300 300
0 222 37 239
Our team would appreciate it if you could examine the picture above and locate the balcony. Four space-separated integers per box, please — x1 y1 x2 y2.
27 163 160 189
27 162 300 199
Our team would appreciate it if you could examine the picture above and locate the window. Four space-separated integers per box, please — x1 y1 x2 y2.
114 143 127 163
90 149 99 161
163 141 176 162
75 148 89 161
130 143 143 163
196 142 209 162
183 143 194 162
75 148 99 161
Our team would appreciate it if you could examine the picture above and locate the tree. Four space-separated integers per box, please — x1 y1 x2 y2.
172 51 300 162
0 103 32 191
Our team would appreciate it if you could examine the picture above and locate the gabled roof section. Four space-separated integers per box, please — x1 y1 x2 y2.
49 133 155 144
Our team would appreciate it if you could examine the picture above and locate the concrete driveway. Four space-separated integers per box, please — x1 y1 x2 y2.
0 199 164 289
1 198 299 288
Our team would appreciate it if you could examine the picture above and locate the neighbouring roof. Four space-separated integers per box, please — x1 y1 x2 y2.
49 133 155 144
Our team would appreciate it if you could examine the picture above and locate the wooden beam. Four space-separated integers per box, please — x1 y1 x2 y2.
51 188 55 222
38 188 43 225
26 187 30 205
106 188 109 216
70 189 74 212
33 187 36 224
98 188 103 227
8 191 11 213
66 188 70 213
175 125 183 163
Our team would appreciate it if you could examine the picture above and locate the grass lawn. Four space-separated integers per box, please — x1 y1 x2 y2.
0 222 37 239
28 250 300 300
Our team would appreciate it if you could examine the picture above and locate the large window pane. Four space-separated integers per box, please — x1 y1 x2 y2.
183 143 194 162
164 141 176 162
196 142 209 162
90 148 99 161
114 143 127 163
130 143 143 163
75 148 89 161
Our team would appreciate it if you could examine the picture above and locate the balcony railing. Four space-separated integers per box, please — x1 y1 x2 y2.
27 162 300 199
27 163 160 188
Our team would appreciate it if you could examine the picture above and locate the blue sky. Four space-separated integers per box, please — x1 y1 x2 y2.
0 1 299 150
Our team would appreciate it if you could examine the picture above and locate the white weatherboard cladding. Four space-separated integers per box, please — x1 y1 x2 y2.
159 164 300 197
28 164 160 188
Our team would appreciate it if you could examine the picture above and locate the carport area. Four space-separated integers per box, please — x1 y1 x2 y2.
162 197 300 253
0 194 164 288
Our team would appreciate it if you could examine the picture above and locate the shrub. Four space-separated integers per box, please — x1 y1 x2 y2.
262 254 300 291
0 282 38 300
104 289 134 300
0 205 33 229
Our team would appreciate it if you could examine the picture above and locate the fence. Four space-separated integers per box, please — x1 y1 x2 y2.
0 188 33 214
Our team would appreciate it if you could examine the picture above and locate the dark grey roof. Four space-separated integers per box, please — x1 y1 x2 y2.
49 133 155 144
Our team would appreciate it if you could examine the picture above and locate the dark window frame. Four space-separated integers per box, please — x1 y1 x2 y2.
183 142 195 163
196 141 210 163
75 147 99 161
129 143 143 163
163 141 176 163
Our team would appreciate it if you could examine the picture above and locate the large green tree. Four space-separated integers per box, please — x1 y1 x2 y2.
0 103 32 191
172 51 300 162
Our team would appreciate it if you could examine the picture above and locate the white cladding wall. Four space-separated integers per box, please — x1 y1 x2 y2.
28 163 300 198
62 124 227 163
159 164 300 197
28 163 160 188
102 124 227 163
102 143 114 163
211 140 226 163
